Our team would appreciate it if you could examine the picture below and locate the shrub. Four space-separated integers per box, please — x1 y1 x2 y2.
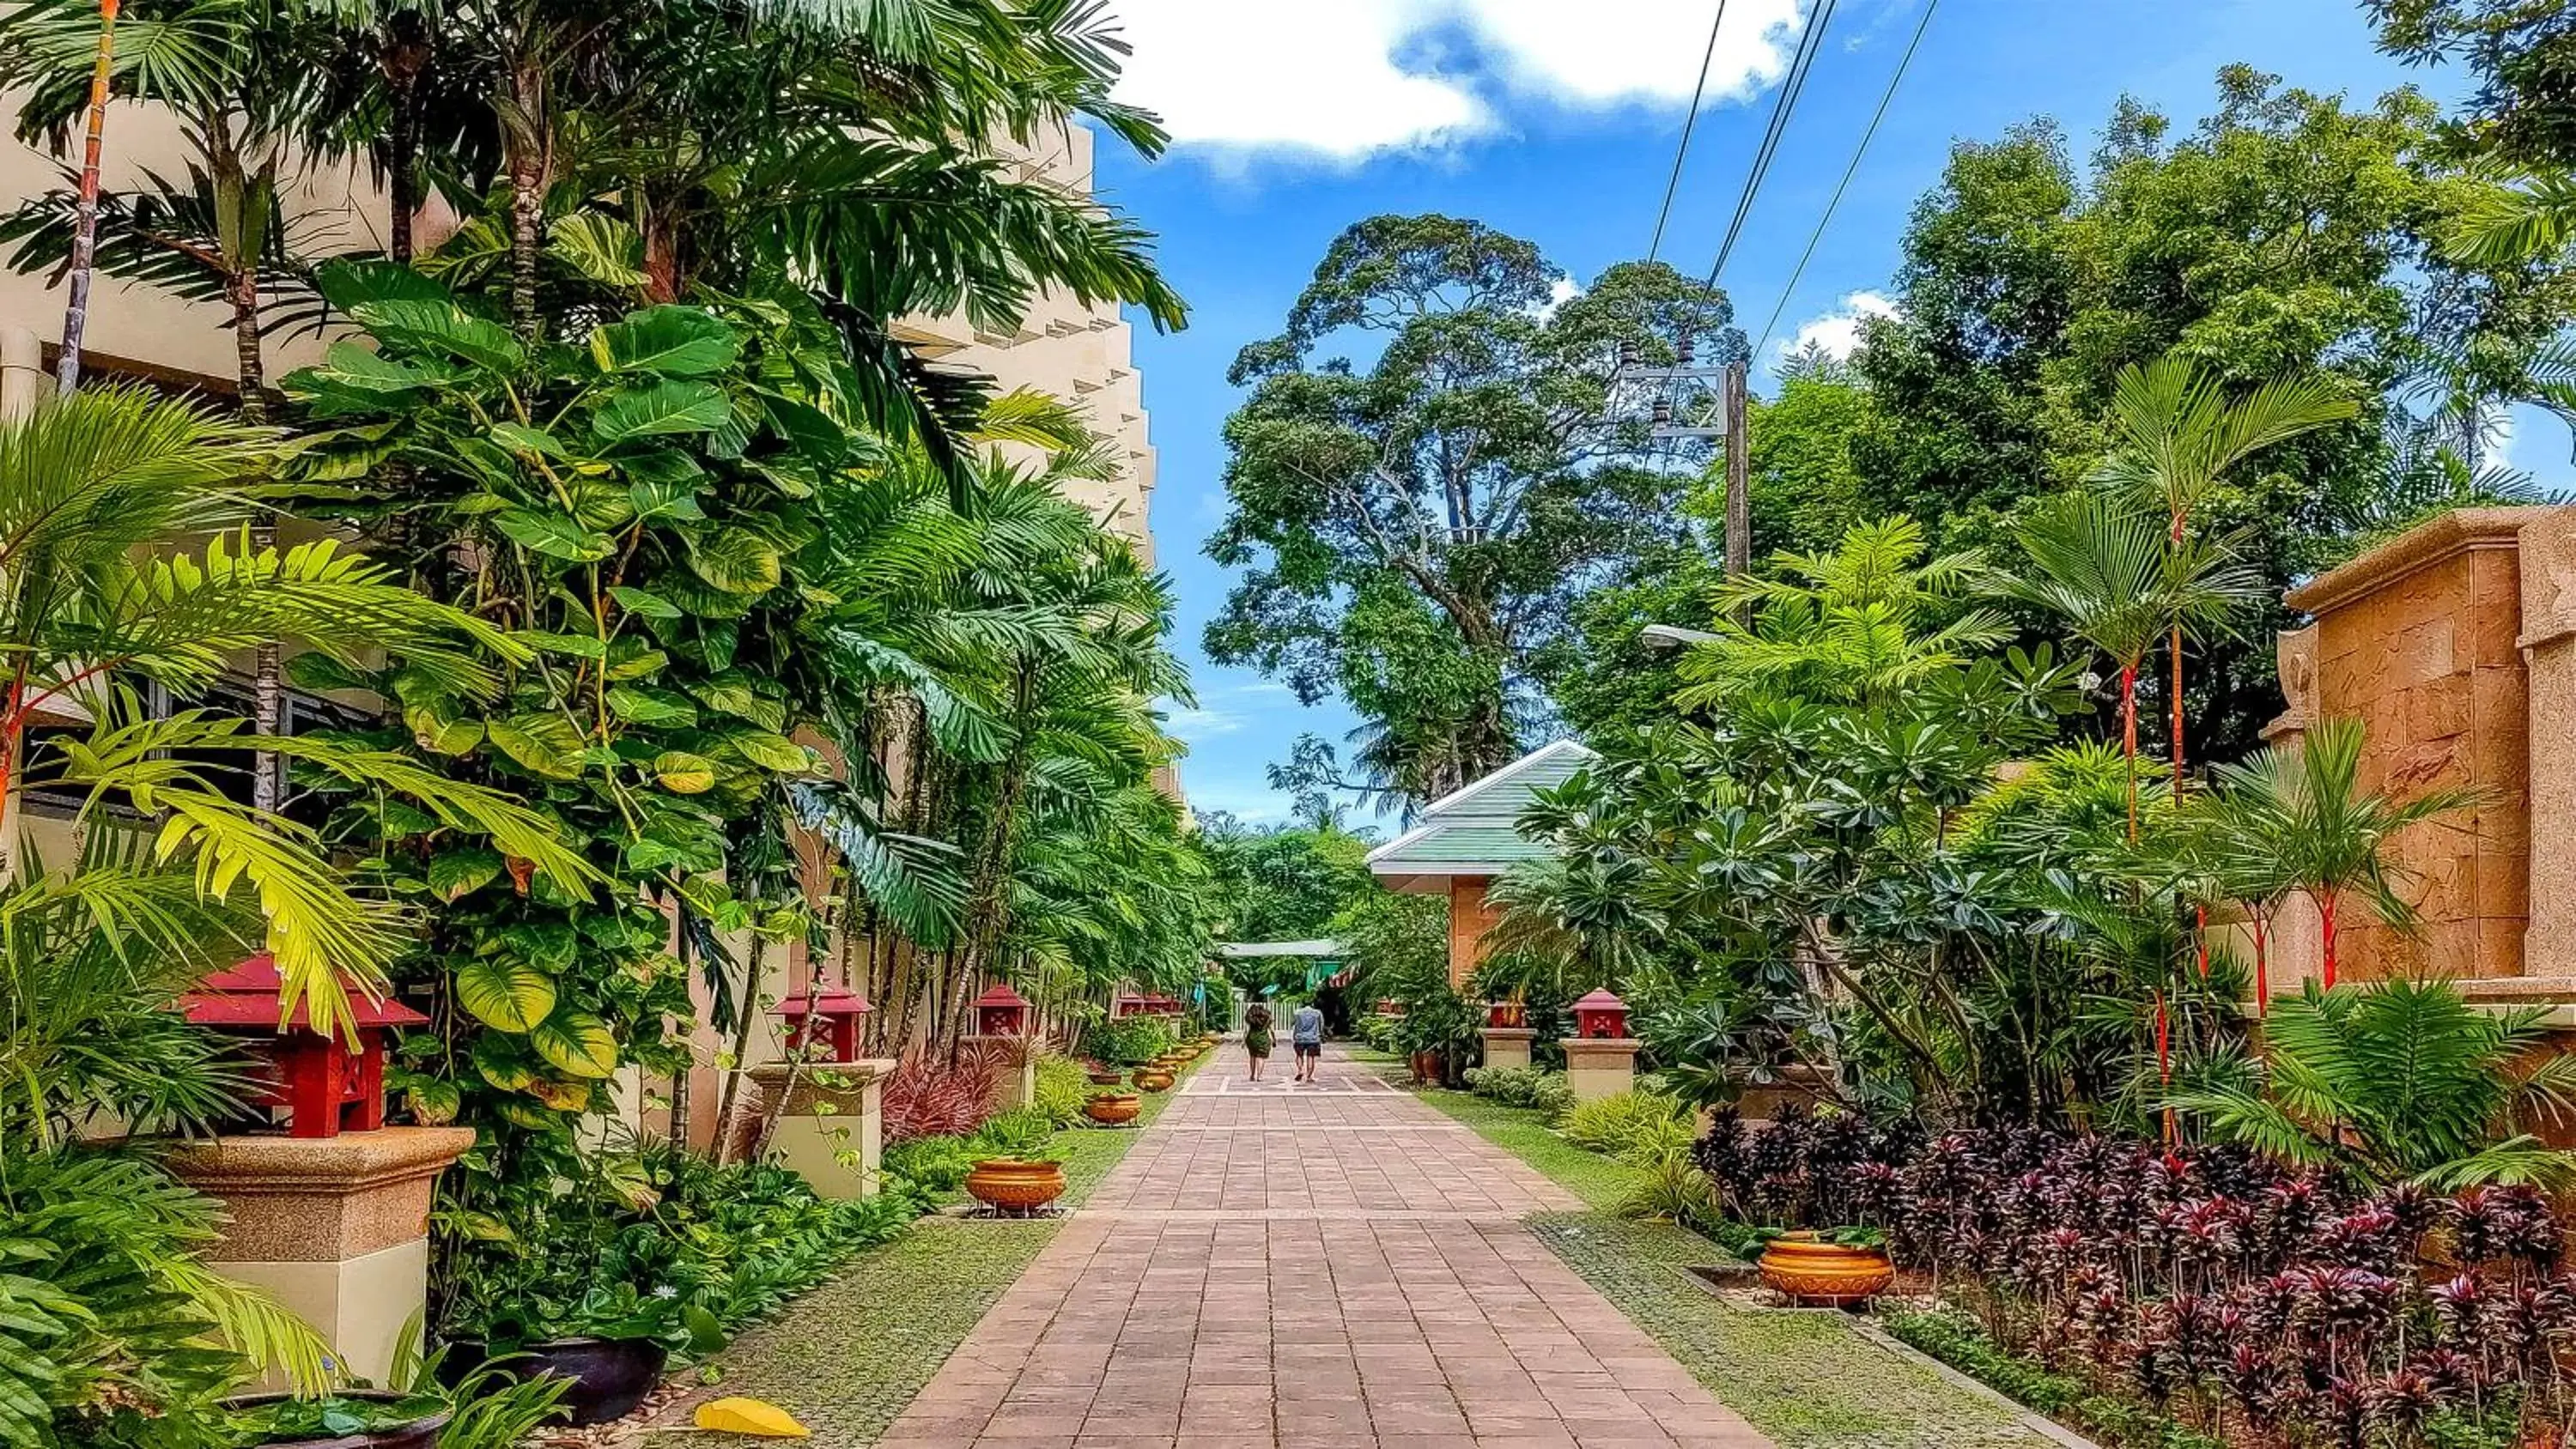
1032 1056 1091 1127
1559 1089 1692 1165
883 1136 975 1195
1464 1065 1577 1116
1085 1016 1174 1066
969 1107 1055 1157
879 1053 1002 1143
1617 1155 1720 1225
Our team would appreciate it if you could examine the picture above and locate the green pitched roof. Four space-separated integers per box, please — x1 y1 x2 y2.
1364 739 1595 886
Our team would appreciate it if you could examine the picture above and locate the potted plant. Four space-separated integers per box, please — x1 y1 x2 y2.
1082 1091 1139 1125
1084 1063 1125 1087
964 1155 1066 1211
1133 1064 1175 1092
218 1391 453 1449
1753 1228 1894 1307
1694 1107 1899 1307
436 1280 707 1426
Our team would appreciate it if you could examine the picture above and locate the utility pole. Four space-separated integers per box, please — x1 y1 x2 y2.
1722 361 1749 580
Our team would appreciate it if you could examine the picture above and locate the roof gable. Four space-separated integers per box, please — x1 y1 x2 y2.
1364 738 1596 881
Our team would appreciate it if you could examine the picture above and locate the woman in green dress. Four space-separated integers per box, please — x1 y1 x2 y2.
1242 1003 1274 1082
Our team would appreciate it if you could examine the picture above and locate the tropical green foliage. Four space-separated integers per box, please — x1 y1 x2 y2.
1207 215 1745 808
2170 979 2576 1187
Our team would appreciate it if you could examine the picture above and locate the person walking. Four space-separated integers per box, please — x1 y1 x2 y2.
1291 999 1326 1083
1242 1002 1274 1082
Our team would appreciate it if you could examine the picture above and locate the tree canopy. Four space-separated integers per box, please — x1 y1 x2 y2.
1205 214 1745 807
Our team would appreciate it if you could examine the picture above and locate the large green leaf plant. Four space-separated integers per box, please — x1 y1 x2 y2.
276 262 944 1254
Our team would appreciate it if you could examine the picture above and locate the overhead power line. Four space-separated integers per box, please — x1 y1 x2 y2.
1751 0 1942 361
1647 0 1732 264
1701 0 1841 291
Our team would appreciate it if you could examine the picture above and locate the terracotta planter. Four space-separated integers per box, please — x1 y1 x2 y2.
437 1336 670 1427
1755 1234 1894 1306
1409 1050 1441 1084
222 1391 453 1449
965 1158 1066 1211
1134 1068 1175 1092
1083 1093 1140 1125
1086 1070 1125 1087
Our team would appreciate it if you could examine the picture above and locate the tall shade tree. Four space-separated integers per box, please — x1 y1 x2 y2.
2202 716 2478 988
2092 356 2356 800
1848 67 2571 761
2006 491 2264 839
1207 214 1744 806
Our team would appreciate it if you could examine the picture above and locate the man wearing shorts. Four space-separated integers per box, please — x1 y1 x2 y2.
1290 1001 1326 1083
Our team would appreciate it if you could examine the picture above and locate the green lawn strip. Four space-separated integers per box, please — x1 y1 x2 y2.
683 1051 1199 1447
1397 1080 1650 1211
688 1218 1054 1449
1393 1074 2050 1449
1529 1213 2055 1449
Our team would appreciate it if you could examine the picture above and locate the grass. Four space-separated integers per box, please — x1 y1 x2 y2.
1397 1077 1653 1211
1387 1064 2052 1449
683 1045 1212 1447
1533 1213 2050 1449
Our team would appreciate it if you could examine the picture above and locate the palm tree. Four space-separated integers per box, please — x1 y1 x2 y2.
0 385 595 1034
2170 978 2576 1189
2203 717 2479 990
2008 492 2264 840
2091 355 2354 803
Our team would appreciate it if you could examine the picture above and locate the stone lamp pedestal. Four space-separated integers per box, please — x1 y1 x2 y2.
1479 1026 1536 1071
751 1058 895 1200
962 1034 1037 1113
167 1126 473 1385
1560 1037 1642 1101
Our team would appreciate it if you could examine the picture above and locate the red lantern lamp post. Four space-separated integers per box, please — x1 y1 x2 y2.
1486 1000 1525 1028
179 955 427 1139
1571 988 1631 1040
1112 991 1146 1020
975 983 1032 1037
777 985 872 1064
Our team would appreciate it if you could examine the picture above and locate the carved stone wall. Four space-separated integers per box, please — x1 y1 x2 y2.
2269 507 2576 992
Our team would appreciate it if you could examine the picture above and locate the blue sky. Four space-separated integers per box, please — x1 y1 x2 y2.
1086 0 2553 828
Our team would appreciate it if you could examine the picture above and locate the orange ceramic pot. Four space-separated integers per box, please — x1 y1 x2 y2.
1087 1069 1125 1087
964 1159 1066 1211
1083 1094 1140 1125
1756 1234 1894 1305
1134 1069 1175 1093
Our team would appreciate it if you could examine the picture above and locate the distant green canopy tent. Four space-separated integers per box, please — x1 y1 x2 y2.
1213 938 1346 994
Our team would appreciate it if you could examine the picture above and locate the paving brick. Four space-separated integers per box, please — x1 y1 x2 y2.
875 1046 1775 1449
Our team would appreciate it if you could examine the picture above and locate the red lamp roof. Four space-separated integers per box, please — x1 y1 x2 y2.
179 955 428 1030
1572 988 1628 1014
776 985 872 1019
975 983 1030 1009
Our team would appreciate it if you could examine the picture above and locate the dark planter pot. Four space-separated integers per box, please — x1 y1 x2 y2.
439 1336 670 1427
219 1392 452 1449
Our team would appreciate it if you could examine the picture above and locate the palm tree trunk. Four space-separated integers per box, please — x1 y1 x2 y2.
2121 662 2141 842
2318 888 2341 990
504 59 545 338
230 268 284 811
2170 625 2186 806
57 0 122 393
2251 913 2269 1017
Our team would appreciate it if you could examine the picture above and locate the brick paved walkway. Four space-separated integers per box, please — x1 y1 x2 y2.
878 1046 1774 1449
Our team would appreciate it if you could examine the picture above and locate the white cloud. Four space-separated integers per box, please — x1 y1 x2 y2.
1161 705 1244 743
1777 289 1898 364
1104 0 1807 165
